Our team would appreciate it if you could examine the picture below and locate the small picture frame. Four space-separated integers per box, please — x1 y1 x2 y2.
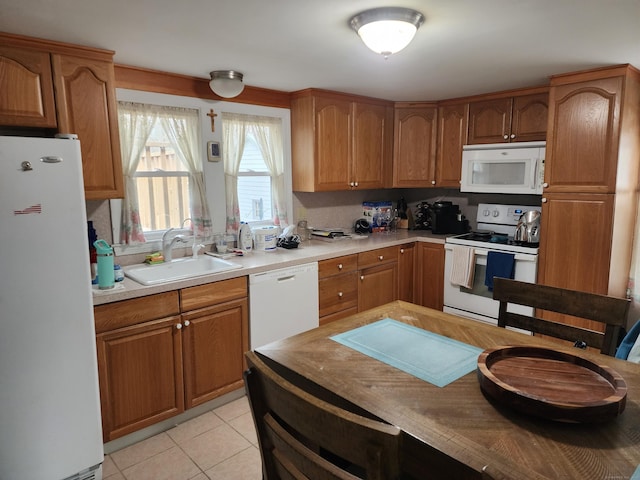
207 141 220 162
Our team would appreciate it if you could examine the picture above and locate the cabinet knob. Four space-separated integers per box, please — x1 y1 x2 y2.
431 180 436 185
378 255 384 261
400 248 405 254
360 275 364 281
503 134 509 140
338 292 343 297
184 320 190 327
542 182 549 188
510 133 516 139
176 323 183 330
354 181 359 187
337 263 343 270
541 197 547 203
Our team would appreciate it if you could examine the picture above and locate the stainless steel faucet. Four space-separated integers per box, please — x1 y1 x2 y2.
162 228 187 262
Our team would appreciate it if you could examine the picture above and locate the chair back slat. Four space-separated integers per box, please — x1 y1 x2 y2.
244 351 402 480
493 278 630 356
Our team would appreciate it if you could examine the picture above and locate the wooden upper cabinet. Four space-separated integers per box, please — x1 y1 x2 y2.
0 33 124 200
436 102 468 188
0 45 57 128
468 92 548 144
52 53 124 199
393 105 438 187
291 90 392 192
544 76 623 194
353 102 392 189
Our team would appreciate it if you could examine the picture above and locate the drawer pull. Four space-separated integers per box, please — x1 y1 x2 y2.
338 292 343 297
378 255 383 261
338 263 343 270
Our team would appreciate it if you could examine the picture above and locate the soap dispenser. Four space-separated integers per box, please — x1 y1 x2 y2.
93 239 115 289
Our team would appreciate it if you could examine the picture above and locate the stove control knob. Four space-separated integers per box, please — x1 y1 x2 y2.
482 209 490 217
492 210 500 217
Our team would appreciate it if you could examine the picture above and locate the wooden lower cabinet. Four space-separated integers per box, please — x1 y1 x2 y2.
358 246 398 312
95 277 248 442
182 298 248 409
398 242 415 302
96 315 184 441
318 255 358 325
415 242 445 310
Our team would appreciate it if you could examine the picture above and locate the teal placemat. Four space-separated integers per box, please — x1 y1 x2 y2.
330 318 483 388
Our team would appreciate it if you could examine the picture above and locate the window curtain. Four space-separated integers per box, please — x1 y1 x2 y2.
250 116 288 226
221 112 248 234
157 107 212 239
117 101 158 244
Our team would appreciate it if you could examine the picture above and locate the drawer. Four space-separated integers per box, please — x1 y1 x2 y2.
358 246 398 269
319 272 358 317
94 291 180 334
180 276 248 312
318 254 358 279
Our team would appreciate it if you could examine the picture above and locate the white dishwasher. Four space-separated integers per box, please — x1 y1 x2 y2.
249 262 319 349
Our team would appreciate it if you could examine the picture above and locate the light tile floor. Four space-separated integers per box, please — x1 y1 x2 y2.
102 396 262 480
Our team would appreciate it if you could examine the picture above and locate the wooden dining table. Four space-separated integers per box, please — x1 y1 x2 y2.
254 301 640 480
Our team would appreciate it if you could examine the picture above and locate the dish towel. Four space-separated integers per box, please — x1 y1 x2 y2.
484 251 515 291
450 246 475 289
615 319 640 360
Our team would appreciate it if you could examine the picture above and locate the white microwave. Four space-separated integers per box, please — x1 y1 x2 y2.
460 141 545 194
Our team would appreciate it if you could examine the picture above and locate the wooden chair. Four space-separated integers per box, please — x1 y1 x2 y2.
243 350 402 480
492 278 630 356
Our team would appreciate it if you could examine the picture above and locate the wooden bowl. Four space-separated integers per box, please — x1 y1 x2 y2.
477 346 627 423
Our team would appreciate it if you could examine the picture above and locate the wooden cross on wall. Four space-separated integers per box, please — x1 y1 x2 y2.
207 109 218 132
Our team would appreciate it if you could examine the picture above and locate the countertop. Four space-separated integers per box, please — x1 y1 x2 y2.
92 230 446 306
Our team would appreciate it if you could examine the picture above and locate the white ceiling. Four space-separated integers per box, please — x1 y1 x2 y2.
2 0 640 101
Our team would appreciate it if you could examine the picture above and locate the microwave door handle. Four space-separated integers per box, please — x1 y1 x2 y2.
531 160 538 190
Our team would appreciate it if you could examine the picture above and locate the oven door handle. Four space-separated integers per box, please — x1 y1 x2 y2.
445 245 538 262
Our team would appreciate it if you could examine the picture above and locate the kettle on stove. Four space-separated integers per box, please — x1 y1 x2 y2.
514 210 541 245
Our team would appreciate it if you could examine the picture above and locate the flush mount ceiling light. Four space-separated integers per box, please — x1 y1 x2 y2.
349 7 424 58
209 70 245 98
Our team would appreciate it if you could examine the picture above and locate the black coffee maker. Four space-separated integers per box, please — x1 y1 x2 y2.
430 201 469 234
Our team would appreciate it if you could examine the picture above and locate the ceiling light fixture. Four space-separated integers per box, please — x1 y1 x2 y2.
349 7 424 59
209 70 245 98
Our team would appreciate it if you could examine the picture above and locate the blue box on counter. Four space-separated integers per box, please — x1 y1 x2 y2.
362 201 393 232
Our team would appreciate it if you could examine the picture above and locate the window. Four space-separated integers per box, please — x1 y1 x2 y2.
237 134 272 222
117 101 211 244
221 112 288 233
134 123 190 232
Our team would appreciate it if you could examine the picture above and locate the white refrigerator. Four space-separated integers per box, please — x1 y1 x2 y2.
0 136 104 480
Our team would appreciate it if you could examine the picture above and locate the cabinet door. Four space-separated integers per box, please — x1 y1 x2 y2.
182 298 249 409
352 102 391 189
544 77 622 193
96 316 184 442
0 46 57 128
51 53 124 199
537 193 613 295
415 243 445 310
398 243 415 302
436 103 468 187
511 93 548 142
358 263 398 311
314 96 352 191
537 193 614 332
467 98 512 144
393 107 437 187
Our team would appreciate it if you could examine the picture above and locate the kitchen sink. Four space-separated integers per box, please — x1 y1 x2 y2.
124 256 242 286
